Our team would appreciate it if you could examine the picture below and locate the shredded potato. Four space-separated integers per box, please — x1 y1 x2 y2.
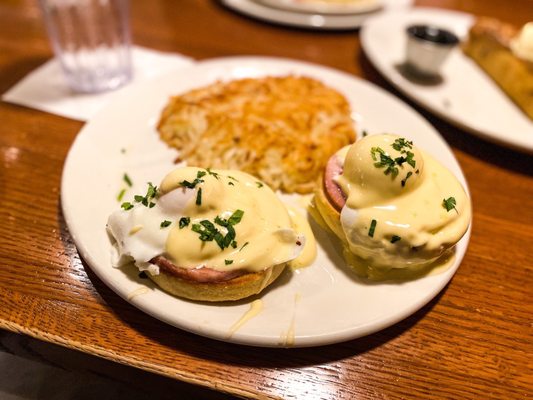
157 76 356 193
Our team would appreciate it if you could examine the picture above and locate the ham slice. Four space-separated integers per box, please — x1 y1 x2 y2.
150 256 245 283
324 153 346 211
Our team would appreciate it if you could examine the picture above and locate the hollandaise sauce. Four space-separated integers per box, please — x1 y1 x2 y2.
107 167 307 275
335 134 471 274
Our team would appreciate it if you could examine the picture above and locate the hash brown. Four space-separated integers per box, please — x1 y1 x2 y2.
157 75 356 193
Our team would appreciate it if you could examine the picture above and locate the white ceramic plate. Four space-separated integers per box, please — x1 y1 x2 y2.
221 0 412 30
61 57 471 347
361 7 533 154
254 0 382 15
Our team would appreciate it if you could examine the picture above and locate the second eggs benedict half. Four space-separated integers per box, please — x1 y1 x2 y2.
313 133 471 279
107 167 306 301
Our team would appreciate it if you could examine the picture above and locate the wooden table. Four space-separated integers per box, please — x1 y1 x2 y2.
1 0 532 398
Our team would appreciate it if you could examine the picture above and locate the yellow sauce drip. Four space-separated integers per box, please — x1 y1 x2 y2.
279 293 301 347
227 299 263 338
126 286 150 300
287 207 317 269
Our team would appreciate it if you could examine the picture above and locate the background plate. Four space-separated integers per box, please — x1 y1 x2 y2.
61 57 471 347
254 0 383 15
361 7 533 153
221 0 412 30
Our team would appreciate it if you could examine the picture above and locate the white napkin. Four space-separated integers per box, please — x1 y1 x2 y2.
1 46 195 121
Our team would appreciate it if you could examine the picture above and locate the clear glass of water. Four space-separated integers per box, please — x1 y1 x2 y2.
39 0 132 93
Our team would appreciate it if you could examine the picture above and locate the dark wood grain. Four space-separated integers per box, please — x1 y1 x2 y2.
1 0 532 399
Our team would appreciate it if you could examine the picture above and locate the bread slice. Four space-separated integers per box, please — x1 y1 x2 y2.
463 18 533 120
148 263 286 302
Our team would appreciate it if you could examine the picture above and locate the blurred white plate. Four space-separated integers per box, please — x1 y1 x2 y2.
221 0 412 30
61 56 471 347
361 7 533 153
254 0 382 15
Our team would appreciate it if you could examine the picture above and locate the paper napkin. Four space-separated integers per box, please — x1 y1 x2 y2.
1 46 195 121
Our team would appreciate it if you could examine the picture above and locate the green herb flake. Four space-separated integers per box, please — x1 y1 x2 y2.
206 168 219 179
239 241 249 251
228 209 244 225
180 172 205 189
228 181 235 186
160 220 172 228
133 182 158 208
256 181 264 188
391 235 401 243
196 188 202 206
227 175 239 182
442 197 458 213
224 259 233 265
401 171 413 188
392 138 413 152
362 130 368 137
121 202 134 211
368 219 377 238
123 173 133 187
179 217 190 229
371 147 399 178
117 188 126 202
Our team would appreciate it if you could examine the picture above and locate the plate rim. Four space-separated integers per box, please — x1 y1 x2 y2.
61 55 471 347
220 0 412 30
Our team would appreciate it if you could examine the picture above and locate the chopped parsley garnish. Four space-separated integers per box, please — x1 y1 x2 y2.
228 209 244 225
443 197 457 213
224 259 233 265
133 182 158 208
206 168 219 179
160 220 172 228
195 188 202 206
371 138 417 186
371 147 399 178
368 219 377 238
239 241 249 251
179 217 190 229
117 188 126 202
121 202 134 210
256 181 264 188
227 176 239 182
123 173 133 187
228 181 235 186
180 170 206 189
401 171 413 187
191 210 245 250
391 235 401 243
392 138 413 152
362 130 368 137
192 220 218 242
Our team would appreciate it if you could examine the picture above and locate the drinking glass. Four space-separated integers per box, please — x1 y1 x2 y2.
39 0 132 93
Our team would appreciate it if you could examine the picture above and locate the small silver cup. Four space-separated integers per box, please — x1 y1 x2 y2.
405 24 459 77
39 0 133 93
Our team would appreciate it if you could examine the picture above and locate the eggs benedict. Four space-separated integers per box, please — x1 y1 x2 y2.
107 167 305 301
313 133 471 279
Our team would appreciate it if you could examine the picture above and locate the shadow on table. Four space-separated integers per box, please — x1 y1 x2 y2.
358 49 533 177
86 250 448 368
60 200 447 369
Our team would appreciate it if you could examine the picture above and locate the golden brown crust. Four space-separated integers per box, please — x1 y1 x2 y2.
463 18 533 120
147 263 286 302
157 76 356 194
